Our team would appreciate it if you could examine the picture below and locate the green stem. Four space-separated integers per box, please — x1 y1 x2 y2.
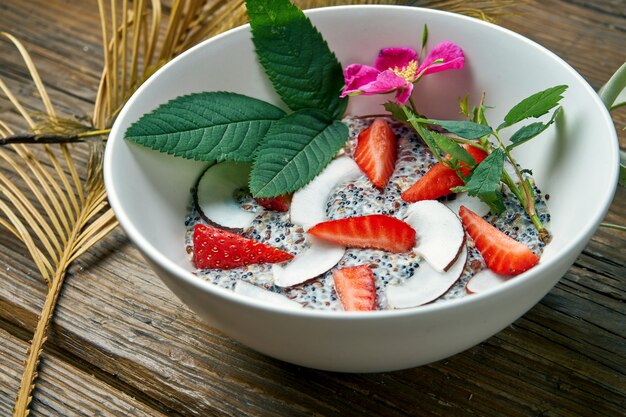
599 61 626 110
408 97 419 115
493 130 548 240
600 223 626 232
403 106 445 164
500 170 525 205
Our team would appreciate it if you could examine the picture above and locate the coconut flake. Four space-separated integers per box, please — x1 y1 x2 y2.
404 200 465 272
272 157 360 287
290 157 361 231
465 269 509 294
272 237 345 288
194 162 256 230
233 281 302 309
385 246 467 309
444 192 490 218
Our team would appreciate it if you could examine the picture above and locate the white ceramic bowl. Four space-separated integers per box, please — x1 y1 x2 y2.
103 5 619 372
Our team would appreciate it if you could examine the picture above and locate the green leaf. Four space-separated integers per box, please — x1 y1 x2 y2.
384 102 409 124
250 109 349 197
619 162 626 187
246 0 347 119
479 190 506 214
410 121 438 156
429 130 475 166
506 107 562 150
499 85 568 129
124 92 286 161
415 118 492 140
421 24 429 51
464 148 506 213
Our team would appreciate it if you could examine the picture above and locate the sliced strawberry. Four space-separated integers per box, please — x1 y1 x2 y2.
308 214 415 253
401 162 462 202
401 144 488 202
459 206 539 275
193 223 293 270
354 117 397 189
459 145 489 175
255 194 292 212
332 265 376 311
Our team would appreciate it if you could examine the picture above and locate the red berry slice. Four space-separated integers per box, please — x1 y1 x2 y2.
354 118 397 189
401 144 488 202
255 194 292 212
332 265 376 311
193 223 293 270
308 214 416 253
459 206 539 275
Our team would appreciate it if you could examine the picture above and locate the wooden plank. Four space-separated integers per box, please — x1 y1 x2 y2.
0 327 170 417
498 0 626 148
0 0 625 416
2 209 623 415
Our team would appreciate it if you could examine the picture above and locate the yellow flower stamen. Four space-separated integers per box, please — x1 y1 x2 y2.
391 60 418 82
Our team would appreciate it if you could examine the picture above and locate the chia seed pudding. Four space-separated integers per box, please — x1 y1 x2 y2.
184 117 549 311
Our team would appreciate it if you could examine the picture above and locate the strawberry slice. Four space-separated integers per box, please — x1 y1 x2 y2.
308 214 415 253
354 117 397 189
332 265 376 311
255 194 292 212
193 223 293 270
401 144 488 202
459 206 539 275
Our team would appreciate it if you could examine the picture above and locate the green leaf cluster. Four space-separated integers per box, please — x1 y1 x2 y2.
124 0 348 198
403 85 567 230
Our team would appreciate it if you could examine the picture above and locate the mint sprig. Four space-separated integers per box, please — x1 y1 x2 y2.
401 85 568 241
247 0 347 119
124 92 285 162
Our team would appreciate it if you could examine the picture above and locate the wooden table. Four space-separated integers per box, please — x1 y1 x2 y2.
1 1 625 416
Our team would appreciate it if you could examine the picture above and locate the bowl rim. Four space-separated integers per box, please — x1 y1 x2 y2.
103 4 620 320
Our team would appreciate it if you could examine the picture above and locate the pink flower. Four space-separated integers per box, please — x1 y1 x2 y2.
340 42 464 104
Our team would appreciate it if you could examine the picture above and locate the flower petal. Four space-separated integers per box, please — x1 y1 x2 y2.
341 64 381 97
358 70 410 95
395 83 414 105
375 47 418 72
417 41 465 76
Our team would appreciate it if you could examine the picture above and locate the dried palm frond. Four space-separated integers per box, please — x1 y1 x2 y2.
0 34 117 416
412 0 524 22
1 1 521 416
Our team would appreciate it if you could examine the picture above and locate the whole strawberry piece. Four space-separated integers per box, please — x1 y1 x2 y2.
402 144 488 202
354 118 397 189
308 214 415 253
255 194 292 212
459 206 539 275
332 265 376 311
193 223 293 270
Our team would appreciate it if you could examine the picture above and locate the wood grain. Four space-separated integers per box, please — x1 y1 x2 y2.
0 326 170 417
1 0 625 416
